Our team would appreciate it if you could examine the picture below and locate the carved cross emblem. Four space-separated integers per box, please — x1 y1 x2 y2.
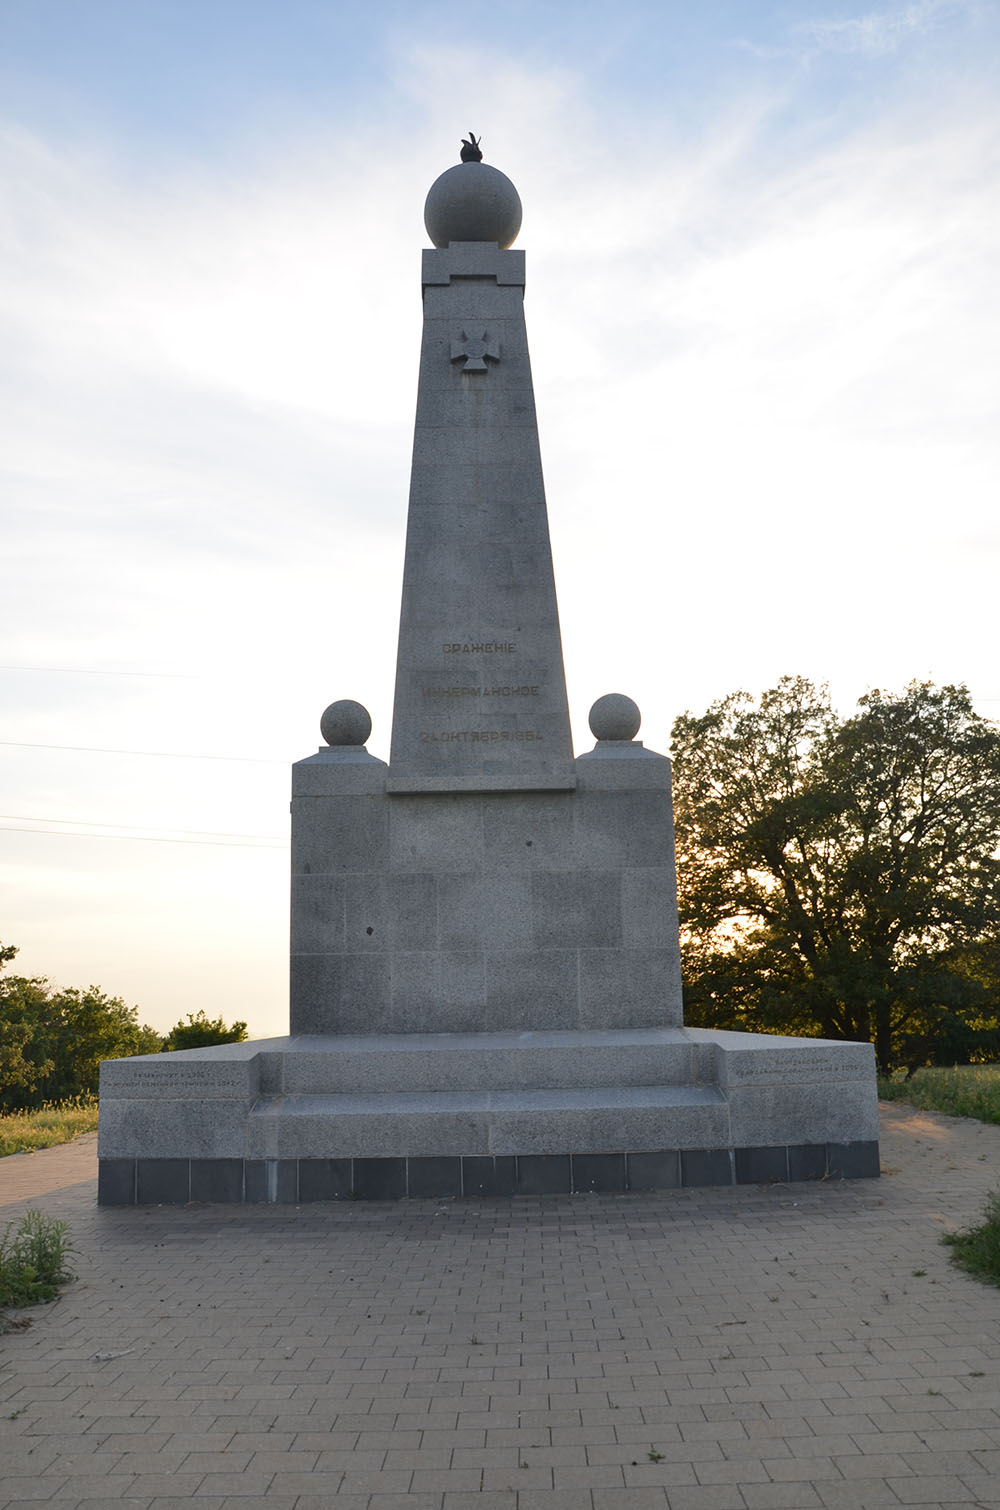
450 328 501 373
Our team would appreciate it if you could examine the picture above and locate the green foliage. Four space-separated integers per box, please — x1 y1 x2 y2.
943 1191 1000 1287
672 678 1000 1075
0 1096 100 1157
0 942 163 1112
877 1065 1000 1124
0 1210 72 1309
163 1009 248 1052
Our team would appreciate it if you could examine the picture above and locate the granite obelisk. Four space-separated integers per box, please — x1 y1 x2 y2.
389 156 574 791
96 141 880 1205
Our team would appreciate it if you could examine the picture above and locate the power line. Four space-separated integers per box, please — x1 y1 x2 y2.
0 824 287 850
0 666 198 679
0 814 286 841
0 740 286 764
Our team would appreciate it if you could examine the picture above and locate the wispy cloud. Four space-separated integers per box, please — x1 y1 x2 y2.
794 0 969 57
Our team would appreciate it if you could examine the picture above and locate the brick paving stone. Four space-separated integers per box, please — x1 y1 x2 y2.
742 1483 824 1507
662 1486 747 1509
887 1477 987 1503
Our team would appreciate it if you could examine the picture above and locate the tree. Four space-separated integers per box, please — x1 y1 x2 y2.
0 944 52 1102
671 678 1000 1075
163 1010 248 1052
0 943 163 1112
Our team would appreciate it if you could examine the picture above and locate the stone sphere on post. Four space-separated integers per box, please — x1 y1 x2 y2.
424 162 523 249
589 693 642 743
320 699 372 748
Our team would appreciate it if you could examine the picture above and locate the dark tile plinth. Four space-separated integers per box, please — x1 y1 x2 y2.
190 1158 244 1203
736 1145 790 1185
516 1154 571 1195
462 1157 517 1196
828 1140 880 1180
98 1141 880 1205
298 1158 353 1202
627 1151 681 1190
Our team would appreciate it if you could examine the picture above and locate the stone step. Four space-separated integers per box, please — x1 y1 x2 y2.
248 1083 729 1159
256 1028 717 1096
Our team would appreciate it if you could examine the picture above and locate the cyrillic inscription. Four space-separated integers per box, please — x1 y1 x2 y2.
419 730 544 743
443 642 516 654
421 685 540 698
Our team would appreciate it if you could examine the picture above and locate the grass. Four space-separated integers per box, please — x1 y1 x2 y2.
877 1064 1000 1124
944 1192 1000 1287
0 1209 73 1311
0 1096 99 1157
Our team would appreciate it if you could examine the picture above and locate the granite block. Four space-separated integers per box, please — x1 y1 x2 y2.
577 946 684 1029
572 789 674 869
532 872 623 949
270 1028 699 1096
620 867 681 950
487 1087 728 1155
388 794 484 871
421 244 526 286
289 874 346 954
247 1091 494 1159
437 871 534 951
726 1080 880 1148
291 755 388 797
99 1051 257 1101
289 953 391 1035
484 948 578 1030
345 872 438 952
390 948 488 1033
574 749 675 790
291 794 389 875
97 1099 250 1160
706 1029 877 1085
481 793 577 869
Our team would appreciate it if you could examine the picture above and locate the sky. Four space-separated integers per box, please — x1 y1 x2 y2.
1 0 998 1037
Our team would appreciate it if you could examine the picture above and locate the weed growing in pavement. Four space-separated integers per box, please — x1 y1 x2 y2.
0 1210 73 1311
944 1190 1000 1287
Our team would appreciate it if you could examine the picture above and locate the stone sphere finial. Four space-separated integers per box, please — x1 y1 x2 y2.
589 693 641 743
424 148 522 249
320 699 372 747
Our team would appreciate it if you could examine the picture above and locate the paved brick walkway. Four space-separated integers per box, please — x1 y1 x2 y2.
1 1106 999 1509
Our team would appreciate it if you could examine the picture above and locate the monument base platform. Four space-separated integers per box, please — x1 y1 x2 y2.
97 1026 880 1204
